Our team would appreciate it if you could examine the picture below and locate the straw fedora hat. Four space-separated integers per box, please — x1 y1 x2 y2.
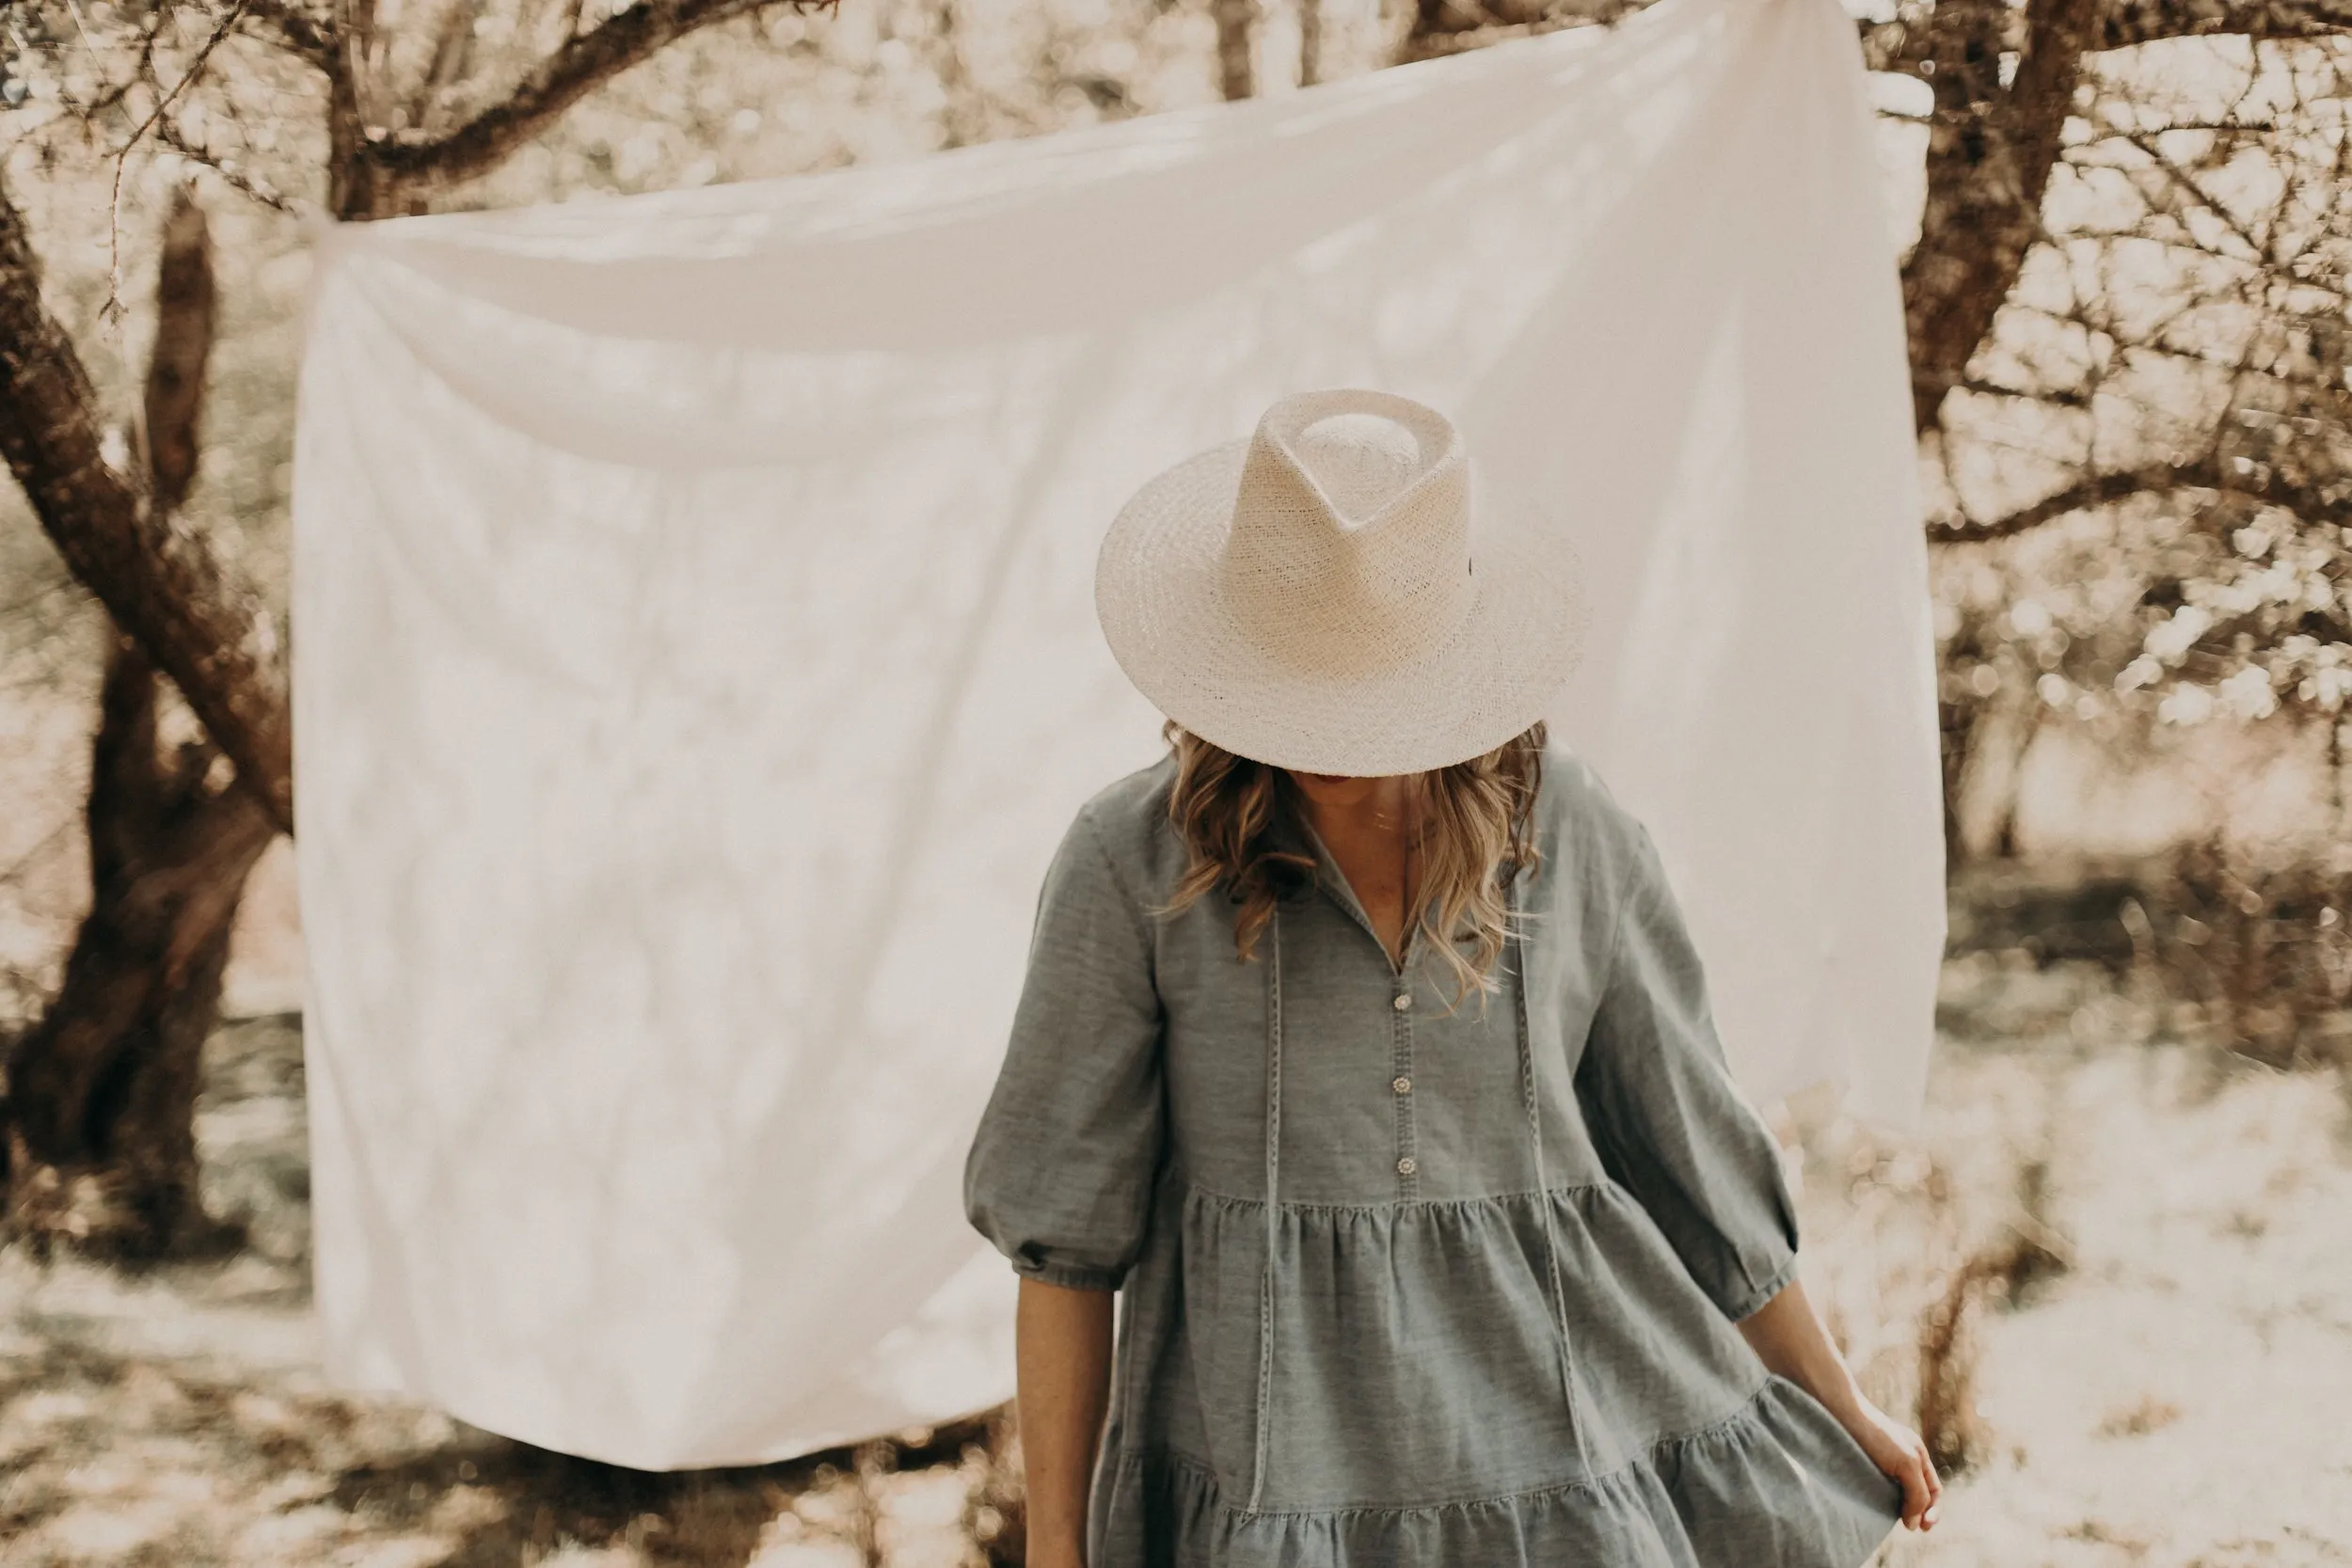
1094 388 1584 776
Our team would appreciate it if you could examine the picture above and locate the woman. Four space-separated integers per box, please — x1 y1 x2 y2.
963 389 1941 1566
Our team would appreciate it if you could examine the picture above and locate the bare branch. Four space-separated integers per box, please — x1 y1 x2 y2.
409 0 480 129
363 0 834 196
1867 2 2352 71
1936 457 2219 542
1931 450 2346 544
1959 376 2093 408
2097 0 2352 48
82 5 172 119
105 0 250 317
2118 129 2269 259
154 119 306 215
142 186 215 515
238 0 336 69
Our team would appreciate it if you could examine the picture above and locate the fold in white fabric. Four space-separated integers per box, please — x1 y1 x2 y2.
290 0 1941 1470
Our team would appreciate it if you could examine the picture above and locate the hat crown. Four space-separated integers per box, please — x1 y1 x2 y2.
1294 412 1422 522
1220 390 1476 677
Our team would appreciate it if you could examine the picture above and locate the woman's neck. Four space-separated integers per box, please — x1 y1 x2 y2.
1283 769 1424 966
1287 771 1419 845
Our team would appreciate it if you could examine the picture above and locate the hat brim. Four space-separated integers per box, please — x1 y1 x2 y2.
1094 437 1587 776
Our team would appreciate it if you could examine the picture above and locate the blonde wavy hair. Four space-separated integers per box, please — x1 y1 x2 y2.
1155 720 1547 1008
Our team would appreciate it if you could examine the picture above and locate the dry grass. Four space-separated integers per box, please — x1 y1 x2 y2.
1804 955 2352 1567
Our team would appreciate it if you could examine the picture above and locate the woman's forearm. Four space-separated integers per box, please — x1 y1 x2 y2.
1016 1276 1117 1567
1733 1272 1865 1420
1736 1266 1945 1531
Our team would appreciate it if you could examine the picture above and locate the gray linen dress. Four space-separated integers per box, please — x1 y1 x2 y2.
961 742 1905 1567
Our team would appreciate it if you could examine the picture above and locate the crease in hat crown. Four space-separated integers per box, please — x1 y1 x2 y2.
1219 389 1478 678
1093 383 1583 776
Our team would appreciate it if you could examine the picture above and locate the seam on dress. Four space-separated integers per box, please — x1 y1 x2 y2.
1595 826 1647 1012
1075 806 1159 967
1132 1370 1788 1519
1179 1179 1612 1213
1245 908 1282 1517
1076 802 1176 1318
1515 894 1599 1486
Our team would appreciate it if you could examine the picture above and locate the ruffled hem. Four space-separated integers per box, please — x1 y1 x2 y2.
1172 1179 1815 1503
1093 1372 1905 1568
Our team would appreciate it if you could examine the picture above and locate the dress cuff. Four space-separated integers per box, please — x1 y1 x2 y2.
1010 1254 1126 1292
1720 1246 1801 1323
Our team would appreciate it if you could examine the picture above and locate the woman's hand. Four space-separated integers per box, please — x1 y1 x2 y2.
1734 1270 1942 1532
1836 1389 1943 1532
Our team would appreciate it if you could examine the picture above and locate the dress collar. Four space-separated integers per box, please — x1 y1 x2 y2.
1269 804 1424 975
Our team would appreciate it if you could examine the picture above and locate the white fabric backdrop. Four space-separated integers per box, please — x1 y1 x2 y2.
290 0 1941 1470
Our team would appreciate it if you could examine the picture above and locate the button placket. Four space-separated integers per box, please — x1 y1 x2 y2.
1391 976 1419 1197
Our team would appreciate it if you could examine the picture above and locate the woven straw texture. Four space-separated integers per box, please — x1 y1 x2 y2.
1095 388 1586 775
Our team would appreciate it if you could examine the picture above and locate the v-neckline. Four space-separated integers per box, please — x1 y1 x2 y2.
1287 812 1422 979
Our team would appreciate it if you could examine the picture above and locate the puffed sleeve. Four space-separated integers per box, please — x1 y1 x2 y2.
961 803 1168 1292
1573 820 1801 1323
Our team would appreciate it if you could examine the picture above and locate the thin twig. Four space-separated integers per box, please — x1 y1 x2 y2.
0 816 76 891
155 117 306 216
60 0 103 54
103 0 252 319
2121 129 2271 261
84 4 171 118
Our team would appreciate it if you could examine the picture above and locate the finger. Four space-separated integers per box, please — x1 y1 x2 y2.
1915 1448 1943 1526
1899 1458 1932 1527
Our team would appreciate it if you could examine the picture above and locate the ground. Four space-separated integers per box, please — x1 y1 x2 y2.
2 956 2348 1566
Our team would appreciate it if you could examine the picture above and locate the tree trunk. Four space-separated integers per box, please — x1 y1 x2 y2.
0 175 294 834
1900 0 2101 436
4 634 277 1259
0 187 277 1260
1947 679 2042 863
1213 0 1255 101
1939 689 1975 870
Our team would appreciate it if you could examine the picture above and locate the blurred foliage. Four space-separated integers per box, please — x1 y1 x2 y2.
1929 37 2352 851
1950 837 2352 1066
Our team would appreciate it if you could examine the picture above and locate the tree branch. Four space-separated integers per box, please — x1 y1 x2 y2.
105 0 250 317
1872 0 2352 57
239 0 337 69
2117 128 2269 260
2097 0 2352 48
1930 450 2346 544
155 119 306 215
362 0 834 196
1959 375 2091 408
143 186 215 515
0 173 293 835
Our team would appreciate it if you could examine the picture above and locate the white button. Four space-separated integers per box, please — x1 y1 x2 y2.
1396 1156 1417 1176
1392 992 1412 1012
1391 1076 1412 1095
